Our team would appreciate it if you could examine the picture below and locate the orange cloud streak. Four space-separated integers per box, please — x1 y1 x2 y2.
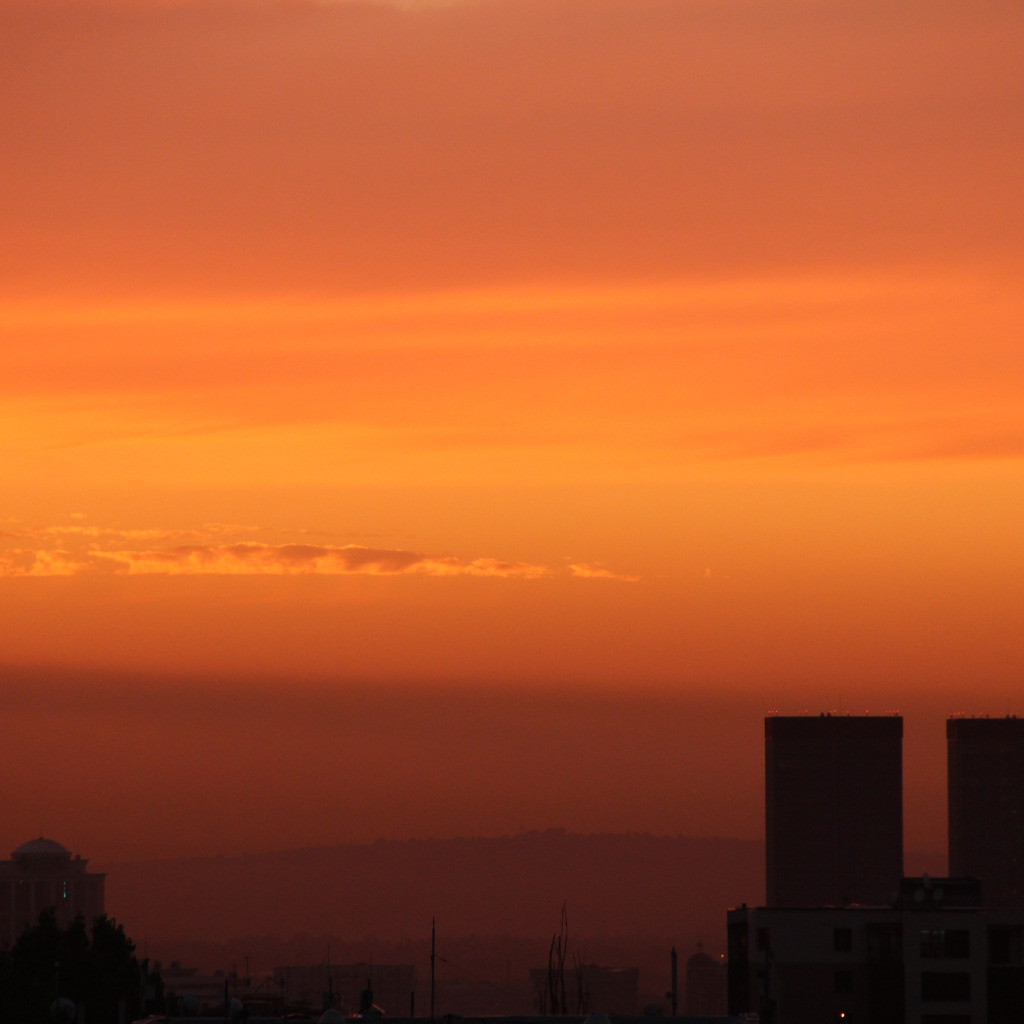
0 527 634 581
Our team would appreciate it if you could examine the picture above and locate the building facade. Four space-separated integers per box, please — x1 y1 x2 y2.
728 879 1024 1024
0 838 105 947
948 717 1024 911
765 714 904 907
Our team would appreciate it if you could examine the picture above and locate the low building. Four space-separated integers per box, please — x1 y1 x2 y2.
158 962 236 1013
728 877 1024 1024
529 964 639 1015
0 838 105 947
272 962 415 1015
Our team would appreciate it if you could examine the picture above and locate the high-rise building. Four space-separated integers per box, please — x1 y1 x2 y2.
765 714 903 906
948 716 1024 910
0 838 105 947
732 715 1024 1024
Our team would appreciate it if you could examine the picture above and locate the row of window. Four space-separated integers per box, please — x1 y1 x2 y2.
832 927 971 958
751 922 1024 963
832 969 970 1002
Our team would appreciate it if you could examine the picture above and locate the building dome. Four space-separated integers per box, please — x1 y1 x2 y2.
12 838 72 867
14 838 69 857
687 949 716 971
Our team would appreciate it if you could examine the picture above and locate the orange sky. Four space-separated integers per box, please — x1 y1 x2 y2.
1 0 1022 862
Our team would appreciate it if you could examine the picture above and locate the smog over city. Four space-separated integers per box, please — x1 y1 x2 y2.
1 0 1022 1020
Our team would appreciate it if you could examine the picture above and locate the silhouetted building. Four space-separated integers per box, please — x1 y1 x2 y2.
765 714 903 906
731 715 1024 1022
948 716 1024 910
684 943 727 1016
0 838 105 947
728 876 1024 1024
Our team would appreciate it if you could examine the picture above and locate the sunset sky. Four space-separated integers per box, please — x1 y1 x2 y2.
1 0 1022 864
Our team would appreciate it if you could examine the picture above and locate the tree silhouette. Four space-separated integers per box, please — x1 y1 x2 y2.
0 909 162 1023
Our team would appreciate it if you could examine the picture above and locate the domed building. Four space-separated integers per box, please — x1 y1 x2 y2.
684 943 726 1017
0 838 105 947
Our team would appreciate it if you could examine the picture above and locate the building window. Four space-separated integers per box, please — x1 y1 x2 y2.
833 970 853 993
756 928 771 952
989 925 1022 965
944 930 970 958
921 971 971 1002
921 930 970 958
833 928 853 952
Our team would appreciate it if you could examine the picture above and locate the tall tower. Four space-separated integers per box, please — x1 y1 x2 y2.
765 715 903 906
947 716 1024 909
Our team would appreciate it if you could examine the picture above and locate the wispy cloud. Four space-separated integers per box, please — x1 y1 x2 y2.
0 528 638 582
567 563 641 582
105 543 553 578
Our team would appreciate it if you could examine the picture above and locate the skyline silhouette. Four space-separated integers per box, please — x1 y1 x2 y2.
1 7 1021 1017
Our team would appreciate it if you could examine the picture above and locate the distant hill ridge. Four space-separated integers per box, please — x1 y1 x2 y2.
100 831 765 945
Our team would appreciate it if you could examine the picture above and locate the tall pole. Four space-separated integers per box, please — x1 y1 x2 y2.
430 917 436 1021
670 946 678 1016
